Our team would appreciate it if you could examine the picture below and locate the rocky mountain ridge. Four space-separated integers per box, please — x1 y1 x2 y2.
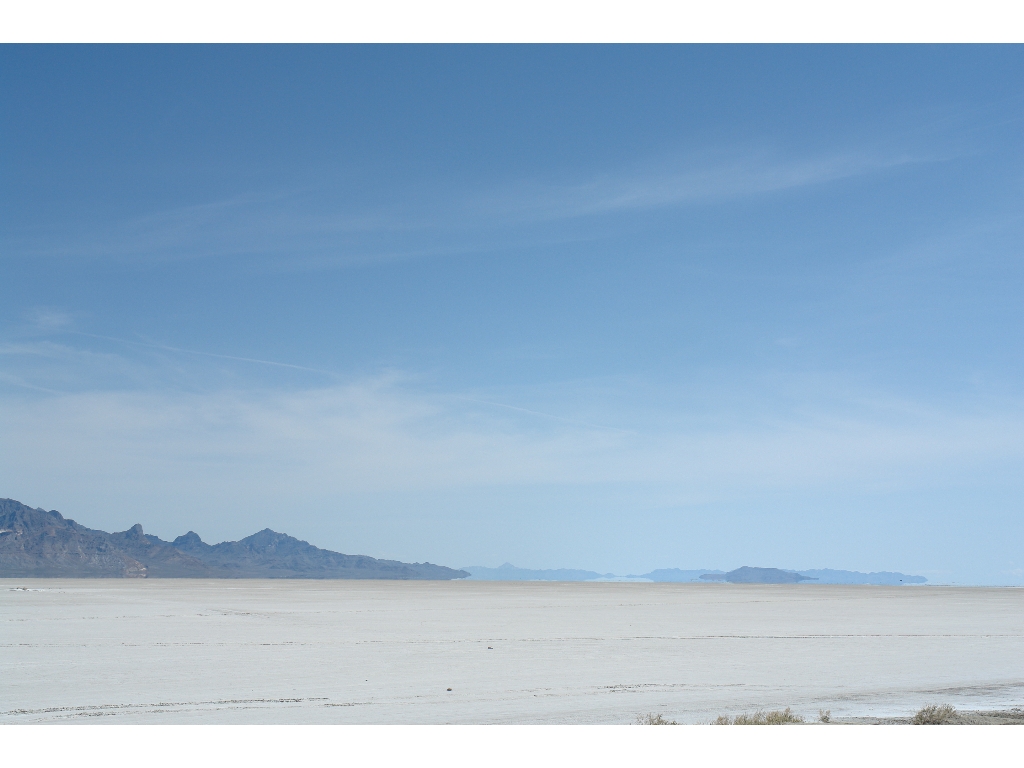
0 498 468 580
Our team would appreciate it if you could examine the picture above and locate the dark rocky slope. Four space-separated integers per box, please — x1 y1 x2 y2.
171 527 464 579
0 498 467 580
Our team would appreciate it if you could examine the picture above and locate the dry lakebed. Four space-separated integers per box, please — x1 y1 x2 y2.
2 580 1023 724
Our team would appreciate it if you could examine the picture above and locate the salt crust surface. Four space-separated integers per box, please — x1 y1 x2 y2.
2 580 1022 723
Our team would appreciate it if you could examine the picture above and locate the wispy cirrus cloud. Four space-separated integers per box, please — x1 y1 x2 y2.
467 148 934 222
10 189 394 263
23 307 78 331
2 367 1021 500
4 144 938 266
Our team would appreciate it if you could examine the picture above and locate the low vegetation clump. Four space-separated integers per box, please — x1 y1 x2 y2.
714 708 804 725
912 704 957 724
818 709 831 723
635 713 677 725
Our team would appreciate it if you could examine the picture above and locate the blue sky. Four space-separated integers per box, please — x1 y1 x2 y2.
2 45 1022 583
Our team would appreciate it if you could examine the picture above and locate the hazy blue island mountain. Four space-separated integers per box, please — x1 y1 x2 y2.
462 562 925 584
0 498 468 580
797 568 926 585
700 566 815 583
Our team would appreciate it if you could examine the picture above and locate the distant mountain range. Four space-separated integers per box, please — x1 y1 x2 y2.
463 563 926 585
2 497 928 585
0 498 468 580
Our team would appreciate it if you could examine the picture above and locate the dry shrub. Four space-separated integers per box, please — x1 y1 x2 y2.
636 713 677 725
912 704 956 725
716 707 804 725
818 709 831 723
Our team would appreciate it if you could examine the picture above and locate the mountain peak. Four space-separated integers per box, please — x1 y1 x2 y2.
171 531 206 550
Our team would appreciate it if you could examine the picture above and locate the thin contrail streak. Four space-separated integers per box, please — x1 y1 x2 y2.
71 332 337 376
0 371 65 395
53 332 627 431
